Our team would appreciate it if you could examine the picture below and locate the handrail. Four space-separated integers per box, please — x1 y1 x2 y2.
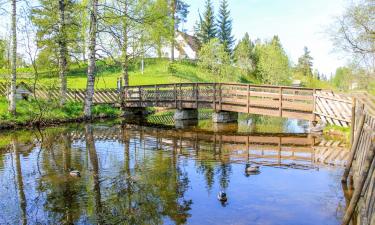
123 82 322 91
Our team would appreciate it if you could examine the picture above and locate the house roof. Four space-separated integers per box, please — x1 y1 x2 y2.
177 31 201 53
16 81 33 92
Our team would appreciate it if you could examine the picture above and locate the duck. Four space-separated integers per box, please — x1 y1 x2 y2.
217 191 227 202
245 165 260 173
69 170 81 177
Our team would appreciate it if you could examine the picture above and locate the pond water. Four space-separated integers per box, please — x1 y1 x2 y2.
0 115 347 225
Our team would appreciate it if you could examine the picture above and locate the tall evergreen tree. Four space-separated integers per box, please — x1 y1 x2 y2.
217 0 234 54
200 0 216 44
297 46 313 77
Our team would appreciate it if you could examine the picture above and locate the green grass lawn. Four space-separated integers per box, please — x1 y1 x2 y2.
0 59 251 89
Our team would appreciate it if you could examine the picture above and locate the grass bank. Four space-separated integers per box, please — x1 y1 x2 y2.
0 97 121 129
0 59 257 89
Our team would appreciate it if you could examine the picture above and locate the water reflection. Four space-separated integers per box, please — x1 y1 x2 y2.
0 121 346 225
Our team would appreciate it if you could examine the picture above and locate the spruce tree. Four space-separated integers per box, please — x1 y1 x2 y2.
200 0 216 44
217 0 234 54
297 46 314 77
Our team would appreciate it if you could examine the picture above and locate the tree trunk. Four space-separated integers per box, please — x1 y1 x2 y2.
58 0 68 105
9 0 16 115
121 1 129 86
84 0 98 119
170 0 176 62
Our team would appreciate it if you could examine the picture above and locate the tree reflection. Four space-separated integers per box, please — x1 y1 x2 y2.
85 124 103 224
38 130 84 224
96 125 192 224
12 138 27 225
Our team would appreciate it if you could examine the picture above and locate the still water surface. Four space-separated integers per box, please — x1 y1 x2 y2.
0 116 346 225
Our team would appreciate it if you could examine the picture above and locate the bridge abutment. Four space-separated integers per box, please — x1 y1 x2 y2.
174 109 198 121
212 111 238 123
121 107 149 117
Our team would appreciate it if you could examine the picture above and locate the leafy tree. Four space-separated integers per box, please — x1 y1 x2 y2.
233 33 255 74
296 46 313 77
32 0 82 104
217 0 234 55
197 0 216 44
254 36 291 85
331 0 375 66
198 38 232 81
332 67 354 90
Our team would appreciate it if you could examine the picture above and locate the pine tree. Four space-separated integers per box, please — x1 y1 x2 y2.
217 0 234 54
200 0 216 44
297 46 313 77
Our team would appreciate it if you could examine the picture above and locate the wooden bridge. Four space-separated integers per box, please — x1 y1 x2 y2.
122 83 352 126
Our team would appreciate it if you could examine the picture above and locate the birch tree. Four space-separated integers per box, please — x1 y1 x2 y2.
84 0 98 118
9 0 16 115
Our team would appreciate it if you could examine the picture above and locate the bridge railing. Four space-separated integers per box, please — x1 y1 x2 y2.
122 83 319 121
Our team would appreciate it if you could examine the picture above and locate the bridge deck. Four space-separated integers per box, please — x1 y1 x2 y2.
123 83 318 121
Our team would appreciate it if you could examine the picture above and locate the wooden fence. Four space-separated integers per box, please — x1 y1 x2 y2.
341 93 375 225
0 82 120 104
314 90 352 127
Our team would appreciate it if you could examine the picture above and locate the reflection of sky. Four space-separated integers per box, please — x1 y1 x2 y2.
0 124 345 225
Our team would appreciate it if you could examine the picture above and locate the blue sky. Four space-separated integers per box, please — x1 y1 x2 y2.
183 0 348 76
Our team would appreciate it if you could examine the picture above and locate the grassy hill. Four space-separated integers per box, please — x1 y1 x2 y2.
0 59 257 89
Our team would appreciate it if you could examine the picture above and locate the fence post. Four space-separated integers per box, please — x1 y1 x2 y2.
341 143 375 225
341 114 366 183
247 85 250 114
350 97 357 146
219 83 222 111
312 89 317 122
196 83 199 108
279 87 283 117
138 86 142 108
174 84 177 108
213 83 216 111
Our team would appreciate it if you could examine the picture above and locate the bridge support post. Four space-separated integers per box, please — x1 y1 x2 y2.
174 109 198 121
212 111 238 123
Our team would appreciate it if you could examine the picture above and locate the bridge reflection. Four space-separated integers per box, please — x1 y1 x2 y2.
70 122 349 168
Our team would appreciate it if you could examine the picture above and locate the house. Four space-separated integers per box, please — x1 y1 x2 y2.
7 82 33 100
153 31 200 60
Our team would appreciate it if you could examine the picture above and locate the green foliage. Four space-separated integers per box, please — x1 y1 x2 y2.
197 0 216 44
32 0 83 68
216 0 234 54
234 33 255 75
254 36 291 85
296 46 313 77
0 39 7 69
332 67 354 91
198 39 233 81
